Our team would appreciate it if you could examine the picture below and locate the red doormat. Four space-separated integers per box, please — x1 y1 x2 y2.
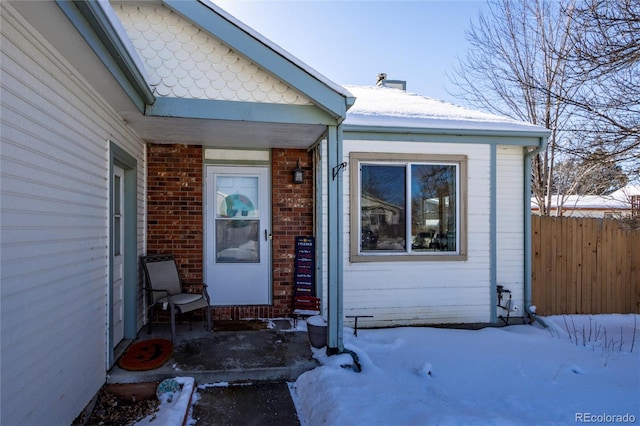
118 339 173 371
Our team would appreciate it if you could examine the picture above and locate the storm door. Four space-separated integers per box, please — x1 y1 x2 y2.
205 166 271 305
111 164 125 346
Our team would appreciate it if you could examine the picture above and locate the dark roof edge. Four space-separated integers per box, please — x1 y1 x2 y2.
56 0 155 109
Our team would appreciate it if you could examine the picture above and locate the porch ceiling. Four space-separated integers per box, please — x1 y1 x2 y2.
120 113 327 148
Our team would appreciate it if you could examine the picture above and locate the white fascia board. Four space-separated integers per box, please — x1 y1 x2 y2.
343 124 550 148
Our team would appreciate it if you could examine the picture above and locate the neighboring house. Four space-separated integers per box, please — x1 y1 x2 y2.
0 1 548 424
531 185 640 218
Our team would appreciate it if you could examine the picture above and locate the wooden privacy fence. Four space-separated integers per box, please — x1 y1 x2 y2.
531 215 640 315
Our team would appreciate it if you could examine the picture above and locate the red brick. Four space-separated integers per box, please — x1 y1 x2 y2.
146 145 314 317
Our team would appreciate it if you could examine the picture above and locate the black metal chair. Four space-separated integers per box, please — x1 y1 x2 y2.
140 254 211 341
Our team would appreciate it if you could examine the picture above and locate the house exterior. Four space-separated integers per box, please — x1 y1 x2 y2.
0 1 547 424
1 1 351 423
326 84 549 327
531 185 640 218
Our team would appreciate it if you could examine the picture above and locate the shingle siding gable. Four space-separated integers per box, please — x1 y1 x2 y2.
114 4 313 104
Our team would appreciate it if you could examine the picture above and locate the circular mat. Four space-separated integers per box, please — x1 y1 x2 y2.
118 339 173 371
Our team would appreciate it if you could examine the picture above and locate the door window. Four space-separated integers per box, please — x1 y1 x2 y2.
215 176 260 263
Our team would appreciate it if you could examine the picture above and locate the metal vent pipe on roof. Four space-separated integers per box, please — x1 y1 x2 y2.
375 73 406 90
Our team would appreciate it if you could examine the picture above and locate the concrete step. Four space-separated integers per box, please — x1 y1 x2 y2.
107 321 318 385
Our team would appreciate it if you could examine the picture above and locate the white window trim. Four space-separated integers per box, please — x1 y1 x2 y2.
350 152 468 262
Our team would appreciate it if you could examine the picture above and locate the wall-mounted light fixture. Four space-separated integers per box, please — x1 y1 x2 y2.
292 160 304 184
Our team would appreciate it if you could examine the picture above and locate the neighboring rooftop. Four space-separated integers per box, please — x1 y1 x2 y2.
531 185 640 212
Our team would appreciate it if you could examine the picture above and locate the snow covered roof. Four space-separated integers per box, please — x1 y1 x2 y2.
531 185 640 210
611 184 640 199
344 85 549 138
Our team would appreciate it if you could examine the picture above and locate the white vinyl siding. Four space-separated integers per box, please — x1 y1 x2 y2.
331 139 492 327
325 138 529 327
1 5 145 425
496 145 525 313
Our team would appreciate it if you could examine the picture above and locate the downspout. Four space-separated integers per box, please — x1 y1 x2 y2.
326 124 344 355
490 144 497 324
335 123 345 351
325 124 361 371
313 143 323 306
524 135 549 326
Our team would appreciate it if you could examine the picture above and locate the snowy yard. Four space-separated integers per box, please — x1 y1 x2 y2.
141 315 638 425
291 315 639 425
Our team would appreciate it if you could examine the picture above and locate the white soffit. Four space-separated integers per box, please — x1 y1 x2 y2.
205 149 270 161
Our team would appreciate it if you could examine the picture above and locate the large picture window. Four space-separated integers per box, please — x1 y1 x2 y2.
350 153 467 262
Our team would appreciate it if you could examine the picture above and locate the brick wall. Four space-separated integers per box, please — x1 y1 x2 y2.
271 148 314 316
146 144 314 321
147 144 203 281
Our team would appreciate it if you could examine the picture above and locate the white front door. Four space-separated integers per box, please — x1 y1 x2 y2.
112 165 125 346
205 166 271 305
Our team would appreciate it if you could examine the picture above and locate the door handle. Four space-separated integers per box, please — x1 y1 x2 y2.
264 229 272 241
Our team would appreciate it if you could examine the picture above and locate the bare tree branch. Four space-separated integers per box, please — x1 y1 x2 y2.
448 0 638 214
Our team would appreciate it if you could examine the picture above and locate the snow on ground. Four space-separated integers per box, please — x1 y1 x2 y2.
291 315 639 426
134 377 195 426
139 315 638 425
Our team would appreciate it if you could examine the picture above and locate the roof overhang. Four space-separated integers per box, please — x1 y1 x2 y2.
343 124 550 148
46 0 353 148
119 115 329 147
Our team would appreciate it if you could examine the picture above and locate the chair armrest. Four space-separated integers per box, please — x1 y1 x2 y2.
143 287 172 305
182 282 210 302
143 287 170 296
183 282 208 291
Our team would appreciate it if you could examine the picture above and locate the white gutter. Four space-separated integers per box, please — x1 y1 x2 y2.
524 135 549 321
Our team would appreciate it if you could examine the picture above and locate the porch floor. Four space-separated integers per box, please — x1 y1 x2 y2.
98 320 310 425
108 319 318 385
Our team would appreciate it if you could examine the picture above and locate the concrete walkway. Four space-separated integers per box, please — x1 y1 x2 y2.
194 382 300 425
107 319 316 425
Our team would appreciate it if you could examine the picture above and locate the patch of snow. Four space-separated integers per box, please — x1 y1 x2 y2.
307 315 327 327
290 314 639 425
344 85 547 135
134 377 194 426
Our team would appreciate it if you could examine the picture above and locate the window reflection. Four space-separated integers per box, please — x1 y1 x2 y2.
361 165 406 251
411 165 456 252
360 163 457 254
215 176 260 263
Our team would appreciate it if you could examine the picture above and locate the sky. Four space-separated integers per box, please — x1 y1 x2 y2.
214 1 489 104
